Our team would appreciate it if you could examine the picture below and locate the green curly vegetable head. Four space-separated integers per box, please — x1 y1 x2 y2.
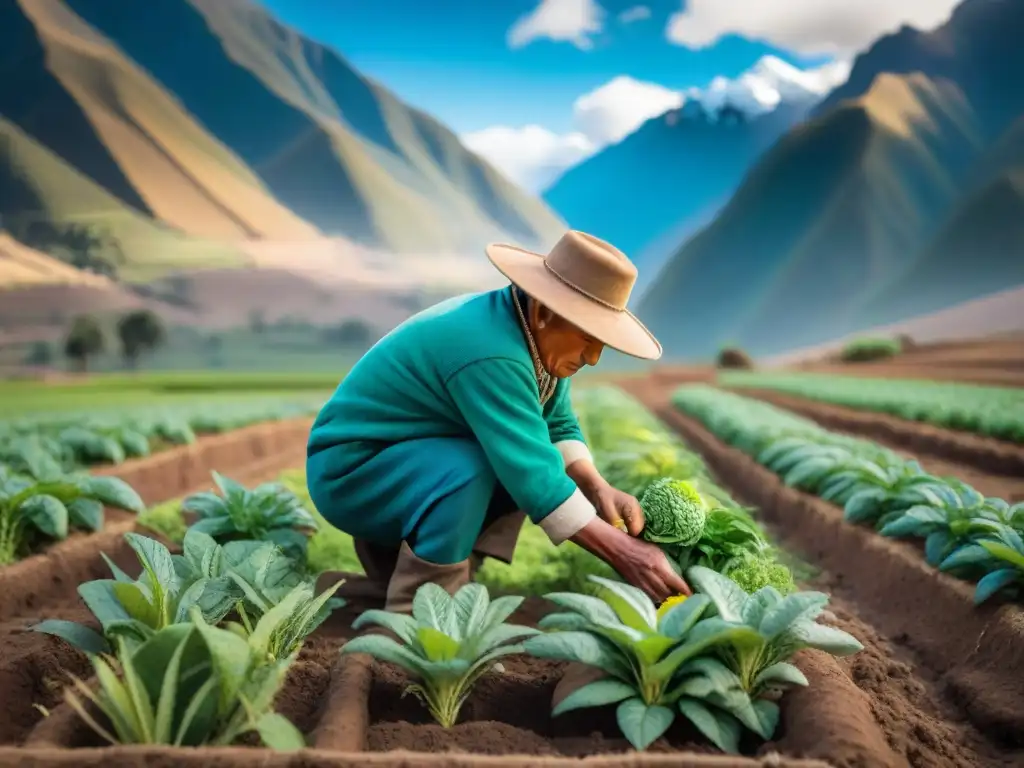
723 552 796 594
639 478 707 547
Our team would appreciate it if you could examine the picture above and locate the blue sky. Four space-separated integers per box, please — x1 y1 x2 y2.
257 0 832 135
255 0 959 191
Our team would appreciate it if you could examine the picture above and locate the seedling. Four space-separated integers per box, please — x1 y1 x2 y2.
342 582 537 727
525 574 767 752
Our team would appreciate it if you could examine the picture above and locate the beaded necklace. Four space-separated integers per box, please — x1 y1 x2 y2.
510 287 557 405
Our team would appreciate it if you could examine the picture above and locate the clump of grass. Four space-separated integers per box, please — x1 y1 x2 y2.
839 337 902 363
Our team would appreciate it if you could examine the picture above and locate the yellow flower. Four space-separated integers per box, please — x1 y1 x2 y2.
613 518 628 532
656 594 688 620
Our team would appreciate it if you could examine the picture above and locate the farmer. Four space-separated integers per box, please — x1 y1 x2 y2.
306 230 690 612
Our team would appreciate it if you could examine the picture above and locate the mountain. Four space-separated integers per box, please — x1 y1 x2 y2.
0 0 565 284
542 57 846 290
639 0 1024 360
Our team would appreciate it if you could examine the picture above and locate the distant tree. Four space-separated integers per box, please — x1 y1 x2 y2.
117 309 166 368
24 341 53 367
249 309 267 335
716 346 753 370
321 318 373 350
204 333 224 368
64 315 105 372
21 221 125 279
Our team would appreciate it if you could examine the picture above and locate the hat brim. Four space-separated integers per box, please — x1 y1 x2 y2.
486 243 662 361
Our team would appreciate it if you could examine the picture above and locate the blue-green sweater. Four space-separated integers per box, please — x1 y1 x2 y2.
307 288 597 543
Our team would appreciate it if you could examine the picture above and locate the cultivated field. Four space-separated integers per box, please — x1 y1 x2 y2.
0 344 1022 767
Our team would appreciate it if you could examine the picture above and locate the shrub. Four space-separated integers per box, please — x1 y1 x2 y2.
716 347 753 369
839 337 901 363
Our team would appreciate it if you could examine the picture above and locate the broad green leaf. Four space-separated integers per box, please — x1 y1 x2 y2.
753 662 808 690
758 592 828 639
543 592 620 627
616 698 674 751
657 594 710 638
978 540 1024 570
789 620 863 655
686 566 748 622
255 712 305 750
80 476 145 514
452 583 490 639
523 631 627 678
590 576 657 632
341 634 427 676
480 595 524 632
677 698 741 753
351 610 418 644
19 494 69 539
192 613 252 714
79 580 132 628
974 568 1020 604
416 626 460 662
412 582 454 632
67 498 104 531
32 619 111 655
552 678 635 717
113 582 161 629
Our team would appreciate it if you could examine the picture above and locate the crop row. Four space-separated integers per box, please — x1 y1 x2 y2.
26 457 862 757
718 370 1024 443
0 385 866 759
672 385 1024 605
0 397 323 475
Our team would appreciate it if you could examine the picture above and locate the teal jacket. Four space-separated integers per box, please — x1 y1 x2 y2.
307 287 597 543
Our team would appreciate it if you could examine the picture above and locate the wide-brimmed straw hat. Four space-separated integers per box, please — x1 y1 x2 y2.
486 230 662 360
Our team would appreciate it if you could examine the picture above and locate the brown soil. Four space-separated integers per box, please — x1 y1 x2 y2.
621 378 1024 762
0 420 315 748
0 747 832 767
728 387 1024 481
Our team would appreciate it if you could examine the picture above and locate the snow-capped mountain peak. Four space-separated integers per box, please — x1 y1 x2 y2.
683 55 851 120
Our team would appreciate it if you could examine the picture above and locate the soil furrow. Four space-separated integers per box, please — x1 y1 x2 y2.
621 379 1024 767
0 422 313 748
726 387 1024 481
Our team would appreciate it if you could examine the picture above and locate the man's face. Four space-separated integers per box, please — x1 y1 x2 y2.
531 301 605 378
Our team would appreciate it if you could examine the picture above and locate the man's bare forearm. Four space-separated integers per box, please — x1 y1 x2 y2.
566 458 608 498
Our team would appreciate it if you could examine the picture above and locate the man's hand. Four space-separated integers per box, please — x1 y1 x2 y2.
571 518 691 604
566 459 645 536
590 485 645 537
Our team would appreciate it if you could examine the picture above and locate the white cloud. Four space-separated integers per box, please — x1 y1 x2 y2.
461 125 596 192
618 5 651 24
507 0 605 50
572 76 684 146
666 0 961 56
461 55 851 192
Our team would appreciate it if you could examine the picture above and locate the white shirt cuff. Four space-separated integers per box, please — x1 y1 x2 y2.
555 439 593 468
538 487 597 545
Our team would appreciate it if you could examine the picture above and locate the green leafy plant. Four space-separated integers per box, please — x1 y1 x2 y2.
638 478 707 559
0 467 145 565
183 472 318 560
685 566 862 697
34 532 231 653
64 610 304 748
341 583 538 727
939 522 1024 604
524 575 768 752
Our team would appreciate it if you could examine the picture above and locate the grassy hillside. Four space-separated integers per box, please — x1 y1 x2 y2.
638 0 1024 361
57 0 565 253
0 0 566 287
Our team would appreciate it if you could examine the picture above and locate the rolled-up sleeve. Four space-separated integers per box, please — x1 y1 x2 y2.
446 358 596 544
